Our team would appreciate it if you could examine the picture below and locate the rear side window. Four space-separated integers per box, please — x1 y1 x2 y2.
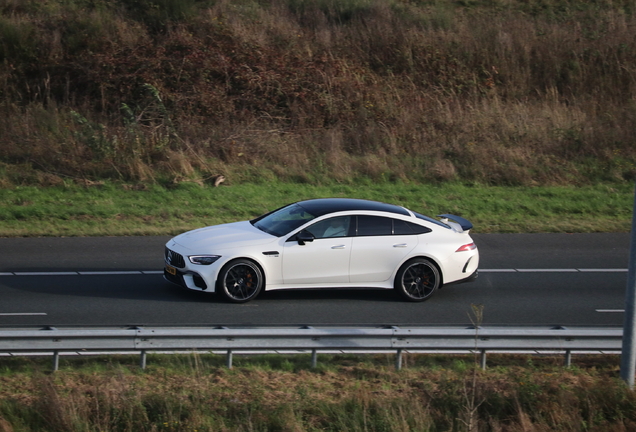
355 216 432 236
357 215 392 236
393 219 431 235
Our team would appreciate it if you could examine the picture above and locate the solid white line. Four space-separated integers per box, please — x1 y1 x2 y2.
0 313 47 316
516 269 579 272
480 269 517 272
78 271 143 275
0 269 628 276
1 271 160 276
596 309 625 313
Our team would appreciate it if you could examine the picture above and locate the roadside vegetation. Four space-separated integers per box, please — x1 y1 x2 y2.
0 353 634 432
0 181 633 236
0 0 635 188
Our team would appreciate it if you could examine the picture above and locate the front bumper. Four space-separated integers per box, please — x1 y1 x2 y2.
164 265 210 291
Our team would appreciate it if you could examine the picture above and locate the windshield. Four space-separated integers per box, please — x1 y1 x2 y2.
251 203 316 237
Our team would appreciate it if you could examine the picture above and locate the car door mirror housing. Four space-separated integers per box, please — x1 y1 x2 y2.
296 230 315 245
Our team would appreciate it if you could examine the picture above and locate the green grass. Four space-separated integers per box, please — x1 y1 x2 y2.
0 181 632 236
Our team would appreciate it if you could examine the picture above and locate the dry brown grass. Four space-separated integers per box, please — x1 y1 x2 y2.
0 354 635 431
0 0 635 187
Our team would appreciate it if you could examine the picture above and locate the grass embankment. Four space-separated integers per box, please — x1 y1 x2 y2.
1 0 635 187
0 354 634 432
0 181 633 236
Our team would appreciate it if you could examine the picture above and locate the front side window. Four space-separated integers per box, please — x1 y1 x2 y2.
305 216 352 239
252 203 316 237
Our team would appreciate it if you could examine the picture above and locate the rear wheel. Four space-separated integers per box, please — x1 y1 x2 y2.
395 258 440 302
217 259 264 303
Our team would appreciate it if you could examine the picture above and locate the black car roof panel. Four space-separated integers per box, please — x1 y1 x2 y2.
296 198 411 217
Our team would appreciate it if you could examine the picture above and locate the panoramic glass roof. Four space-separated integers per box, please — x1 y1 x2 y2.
296 198 410 217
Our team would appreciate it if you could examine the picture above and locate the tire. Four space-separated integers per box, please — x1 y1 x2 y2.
395 258 440 302
217 259 264 303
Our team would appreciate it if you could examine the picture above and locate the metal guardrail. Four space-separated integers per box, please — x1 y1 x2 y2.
0 326 624 371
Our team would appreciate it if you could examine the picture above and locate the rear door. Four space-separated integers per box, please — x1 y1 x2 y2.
349 216 419 283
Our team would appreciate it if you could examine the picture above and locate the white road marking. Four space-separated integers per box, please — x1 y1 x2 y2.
579 269 628 272
480 269 517 273
13 272 78 276
0 269 628 276
1 271 160 276
480 269 628 273
596 309 625 313
0 313 47 316
516 269 579 272
78 271 143 275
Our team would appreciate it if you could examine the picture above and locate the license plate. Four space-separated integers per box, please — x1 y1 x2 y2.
165 265 177 275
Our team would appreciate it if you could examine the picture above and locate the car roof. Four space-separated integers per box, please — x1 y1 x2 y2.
296 198 411 217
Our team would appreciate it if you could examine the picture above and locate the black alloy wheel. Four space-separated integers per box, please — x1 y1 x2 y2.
218 259 264 303
395 258 440 302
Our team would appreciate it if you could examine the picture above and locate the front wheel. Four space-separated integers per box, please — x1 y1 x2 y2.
217 259 264 303
395 258 440 302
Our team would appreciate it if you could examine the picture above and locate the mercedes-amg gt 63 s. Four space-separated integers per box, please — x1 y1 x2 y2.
164 198 479 303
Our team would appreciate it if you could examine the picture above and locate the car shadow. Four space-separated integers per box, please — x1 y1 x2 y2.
1 270 403 303
257 288 401 303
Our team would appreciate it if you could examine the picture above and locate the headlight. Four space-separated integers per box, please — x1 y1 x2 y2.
188 255 221 265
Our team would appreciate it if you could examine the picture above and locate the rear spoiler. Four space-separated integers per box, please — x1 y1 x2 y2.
437 214 473 232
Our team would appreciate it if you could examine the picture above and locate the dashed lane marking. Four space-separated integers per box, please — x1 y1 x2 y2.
480 269 628 273
1 271 164 276
0 313 47 316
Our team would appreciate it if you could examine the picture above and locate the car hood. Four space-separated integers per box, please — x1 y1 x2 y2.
169 221 276 252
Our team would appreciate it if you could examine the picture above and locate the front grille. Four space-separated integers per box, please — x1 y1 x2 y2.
165 247 186 268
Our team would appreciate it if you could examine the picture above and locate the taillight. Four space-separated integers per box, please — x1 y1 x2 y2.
456 243 476 252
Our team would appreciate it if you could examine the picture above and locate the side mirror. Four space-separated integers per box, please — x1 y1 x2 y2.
296 230 315 245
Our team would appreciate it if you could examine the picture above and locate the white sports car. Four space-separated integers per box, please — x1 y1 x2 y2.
164 198 479 303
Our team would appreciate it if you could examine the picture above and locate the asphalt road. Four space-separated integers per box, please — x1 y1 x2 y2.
0 233 631 328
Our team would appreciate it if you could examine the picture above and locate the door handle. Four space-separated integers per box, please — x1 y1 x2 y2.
331 245 346 249
393 243 408 248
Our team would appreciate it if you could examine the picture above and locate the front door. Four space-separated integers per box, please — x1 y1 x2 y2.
281 216 353 285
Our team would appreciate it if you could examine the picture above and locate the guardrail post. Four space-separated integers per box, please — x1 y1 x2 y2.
564 350 572 367
396 349 403 370
140 350 147 369
311 350 317 368
226 350 233 369
52 350 59 372
480 350 487 370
